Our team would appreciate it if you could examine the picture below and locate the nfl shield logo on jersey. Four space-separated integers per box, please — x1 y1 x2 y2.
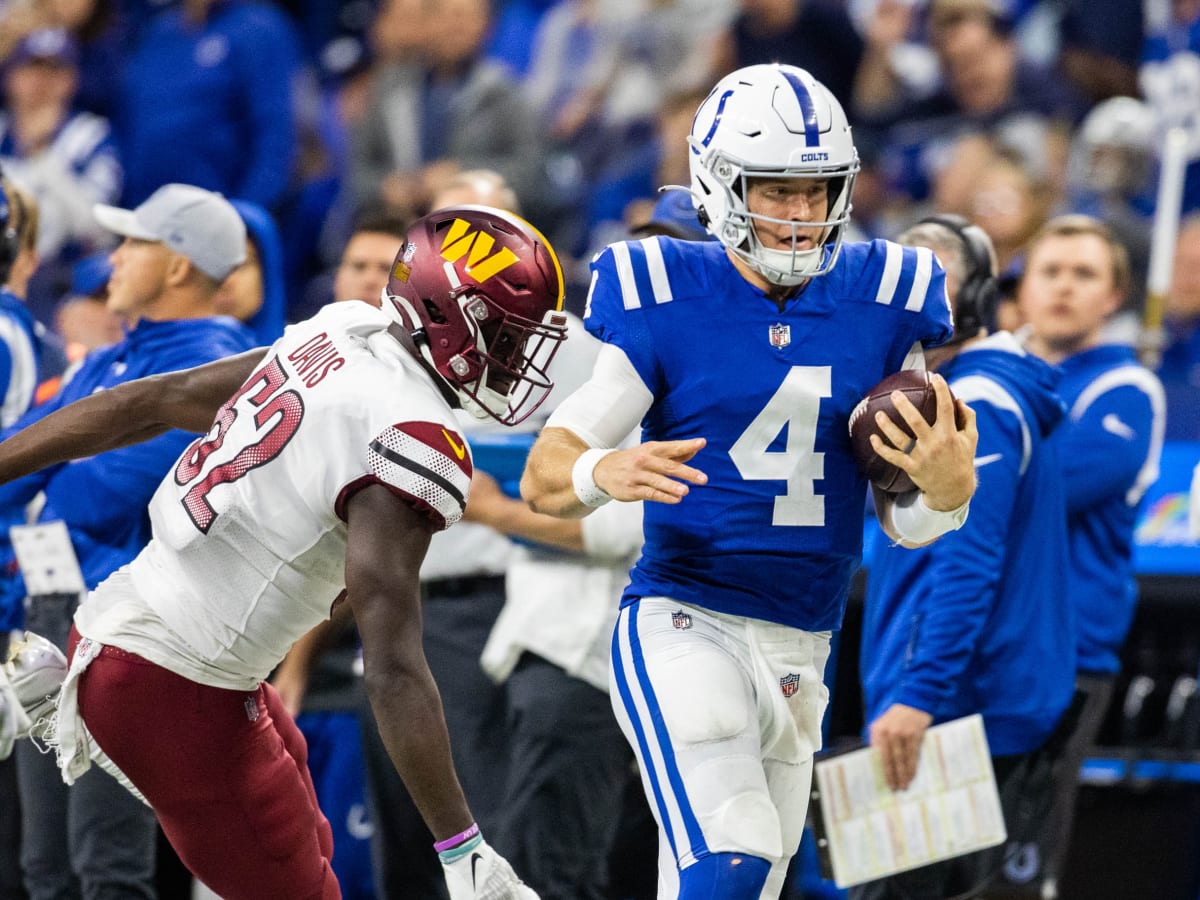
769 323 790 349
779 673 800 698
671 609 692 630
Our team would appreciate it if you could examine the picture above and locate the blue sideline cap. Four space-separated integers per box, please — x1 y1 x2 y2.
631 191 714 242
94 185 247 281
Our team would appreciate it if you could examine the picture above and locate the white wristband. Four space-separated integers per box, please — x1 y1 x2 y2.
572 448 616 509
891 491 970 544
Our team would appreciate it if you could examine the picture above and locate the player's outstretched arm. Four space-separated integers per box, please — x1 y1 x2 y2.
463 470 586 552
344 483 473 839
521 426 707 518
0 349 266 484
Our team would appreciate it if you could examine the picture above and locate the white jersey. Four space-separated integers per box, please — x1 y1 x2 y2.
76 303 473 689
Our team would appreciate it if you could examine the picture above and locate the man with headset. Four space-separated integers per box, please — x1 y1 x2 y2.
854 214 1077 900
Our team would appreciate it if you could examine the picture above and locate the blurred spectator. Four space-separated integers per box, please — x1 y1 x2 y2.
579 85 708 268
118 0 302 210
712 0 864 110
944 142 1050 275
53 251 120 363
0 178 68 405
1057 0 1144 103
332 207 407 305
39 0 128 118
856 0 1084 211
1160 213 1200 440
0 25 122 319
291 205 407 319
1062 96 1156 311
1139 0 1200 215
1017 215 1166 900
217 199 287 345
349 0 549 223
485 0 557 76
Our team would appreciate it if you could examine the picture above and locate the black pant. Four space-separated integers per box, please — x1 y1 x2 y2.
0 631 27 900
492 653 634 900
1034 674 1114 895
360 575 509 900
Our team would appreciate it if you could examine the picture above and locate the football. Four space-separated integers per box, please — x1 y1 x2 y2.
848 369 947 493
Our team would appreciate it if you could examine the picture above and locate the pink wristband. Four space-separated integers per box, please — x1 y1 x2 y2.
433 822 480 853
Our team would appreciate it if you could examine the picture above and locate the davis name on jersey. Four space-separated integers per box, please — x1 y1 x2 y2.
584 236 952 631
117 302 472 684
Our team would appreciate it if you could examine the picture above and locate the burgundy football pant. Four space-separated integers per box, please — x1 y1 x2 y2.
70 629 339 900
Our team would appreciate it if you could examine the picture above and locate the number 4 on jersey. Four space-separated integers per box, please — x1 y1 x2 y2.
729 366 831 526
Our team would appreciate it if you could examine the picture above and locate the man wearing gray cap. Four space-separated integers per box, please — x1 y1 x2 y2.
2 182 256 900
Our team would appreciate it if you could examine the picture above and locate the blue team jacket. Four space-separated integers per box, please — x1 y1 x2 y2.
1057 344 1165 675
0 316 256 631
861 333 1076 756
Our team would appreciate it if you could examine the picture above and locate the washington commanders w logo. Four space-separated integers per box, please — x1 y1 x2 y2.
440 218 519 283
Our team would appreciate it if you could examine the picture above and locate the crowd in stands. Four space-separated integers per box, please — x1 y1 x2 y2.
0 0 1193 361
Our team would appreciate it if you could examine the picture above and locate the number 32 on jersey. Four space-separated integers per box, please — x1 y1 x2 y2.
174 357 305 533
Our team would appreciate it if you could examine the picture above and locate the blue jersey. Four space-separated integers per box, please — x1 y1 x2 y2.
1057 345 1166 674
584 237 953 631
861 334 1074 755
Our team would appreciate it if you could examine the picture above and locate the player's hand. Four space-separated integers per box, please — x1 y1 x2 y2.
270 665 308 718
870 374 977 511
440 834 539 900
870 703 933 792
0 665 31 760
462 471 509 528
593 439 708 505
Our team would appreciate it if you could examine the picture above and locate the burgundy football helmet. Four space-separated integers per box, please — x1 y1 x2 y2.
384 205 568 425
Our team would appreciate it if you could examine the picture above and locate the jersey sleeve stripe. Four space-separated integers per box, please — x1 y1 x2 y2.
874 242 903 306
370 438 467 506
1069 365 1167 506
904 247 934 312
952 375 1032 474
640 237 674 304
367 430 469 529
612 242 642 310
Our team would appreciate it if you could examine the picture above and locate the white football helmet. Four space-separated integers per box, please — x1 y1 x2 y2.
687 64 859 284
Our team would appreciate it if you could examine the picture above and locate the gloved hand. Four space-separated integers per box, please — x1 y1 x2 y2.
4 631 68 740
439 829 539 900
0 664 32 760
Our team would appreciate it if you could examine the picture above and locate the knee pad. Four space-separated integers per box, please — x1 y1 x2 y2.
678 851 771 900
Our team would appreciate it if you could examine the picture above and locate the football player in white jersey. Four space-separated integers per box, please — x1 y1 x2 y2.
0 205 567 900
521 64 980 899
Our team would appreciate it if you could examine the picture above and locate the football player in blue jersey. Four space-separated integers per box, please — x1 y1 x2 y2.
1017 215 1166 900
520 64 979 900
854 215 1077 900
